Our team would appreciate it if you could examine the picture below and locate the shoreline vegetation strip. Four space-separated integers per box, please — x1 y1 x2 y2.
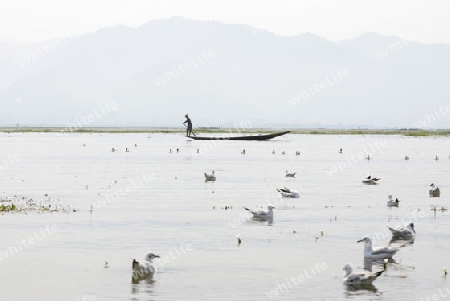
0 127 449 136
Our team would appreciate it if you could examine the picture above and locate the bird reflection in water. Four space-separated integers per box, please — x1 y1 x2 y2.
389 236 415 246
131 273 157 300
364 257 396 272
344 282 378 295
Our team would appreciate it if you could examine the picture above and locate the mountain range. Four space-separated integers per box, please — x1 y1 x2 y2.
1 17 449 128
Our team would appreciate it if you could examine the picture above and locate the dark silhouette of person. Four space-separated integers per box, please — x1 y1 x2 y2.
183 114 193 136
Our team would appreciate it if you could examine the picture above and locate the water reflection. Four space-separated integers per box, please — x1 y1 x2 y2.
364 257 396 272
389 236 415 246
249 217 273 226
131 273 156 285
131 273 156 301
344 282 378 294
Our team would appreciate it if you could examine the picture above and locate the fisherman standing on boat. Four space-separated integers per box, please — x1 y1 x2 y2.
183 114 193 137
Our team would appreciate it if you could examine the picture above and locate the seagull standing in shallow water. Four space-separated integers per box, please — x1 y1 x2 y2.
342 263 384 284
357 236 401 259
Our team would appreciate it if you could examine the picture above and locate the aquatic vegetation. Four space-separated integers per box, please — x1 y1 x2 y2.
0 203 16 211
0 195 75 214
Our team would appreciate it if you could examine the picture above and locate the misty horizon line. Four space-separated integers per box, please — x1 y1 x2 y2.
0 125 447 131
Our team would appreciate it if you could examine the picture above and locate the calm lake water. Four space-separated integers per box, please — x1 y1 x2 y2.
0 132 449 301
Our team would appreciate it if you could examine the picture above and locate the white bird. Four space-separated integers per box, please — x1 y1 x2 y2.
387 195 399 207
277 187 299 198
362 175 380 185
342 263 384 284
204 171 216 181
357 236 401 259
429 183 440 197
285 170 296 178
132 253 160 277
388 222 416 238
244 205 275 220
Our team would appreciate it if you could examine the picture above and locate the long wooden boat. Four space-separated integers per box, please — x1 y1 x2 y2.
188 131 290 141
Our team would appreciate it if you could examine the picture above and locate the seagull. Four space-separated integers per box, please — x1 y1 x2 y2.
277 187 299 198
404 155 409 160
435 155 439 161
429 183 440 197
387 195 400 207
357 236 401 259
388 222 415 238
295 151 300 156
365 155 371 160
342 263 384 284
204 170 216 181
132 253 160 278
244 205 275 220
285 170 296 178
362 175 380 185
241 149 246 154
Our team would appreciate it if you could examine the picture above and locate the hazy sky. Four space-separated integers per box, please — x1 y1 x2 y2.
1 0 449 43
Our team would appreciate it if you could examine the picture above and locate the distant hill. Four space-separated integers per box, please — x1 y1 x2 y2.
1 17 449 128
